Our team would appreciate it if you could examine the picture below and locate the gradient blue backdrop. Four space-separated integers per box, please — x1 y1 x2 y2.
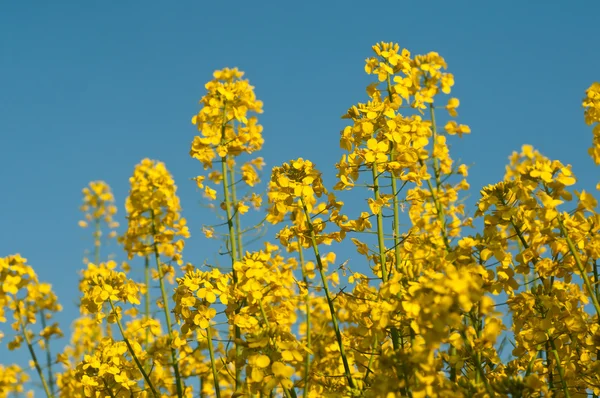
1 0 599 390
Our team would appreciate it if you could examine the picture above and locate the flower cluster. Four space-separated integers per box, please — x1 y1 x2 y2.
120 159 190 265
0 364 29 397
584 82 600 168
79 262 141 321
5 44 600 398
75 338 143 396
0 255 62 397
190 68 264 169
78 181 119 250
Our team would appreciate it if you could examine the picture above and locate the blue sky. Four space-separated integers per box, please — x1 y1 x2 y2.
1 0 599 388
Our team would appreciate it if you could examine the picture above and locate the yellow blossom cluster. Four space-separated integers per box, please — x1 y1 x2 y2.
79 263 141 321
120 158 190 265
0 255 62 397
584 82 600 169
4 44 600 398
0 364 29 397
78 181 119 252
190 68 264 168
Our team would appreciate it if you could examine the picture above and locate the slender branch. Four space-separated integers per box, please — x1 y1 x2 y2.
108 299 158 397
39 310 56 396
18 309 53 398
300 197 355 389
150 210 184 398
206 325 222 398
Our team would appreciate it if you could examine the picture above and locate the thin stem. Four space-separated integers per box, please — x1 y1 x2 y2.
300 197 355 389
459 329 494 397
282 385 293 398
557 215 600 320
418 106 450 250
93 217 112 339
550 346 571 398
371 162 402 374
371 164 388 283
549 337 570 398
108 299 158 397
389 161 402 275
299 244 311 396
385 75 403 275
429 104 442 190
206 326 222 398
218 109 243 391
230 163 244 257
39 310 56 396
259 300 271 330
18 309 53 398
144 254 151 351
221 153 243 391
472 306 482 386
150 211 184 398
102 379 117 398
94 217 101 265
362 336 378 384
594 260 600 306
259 301 296 398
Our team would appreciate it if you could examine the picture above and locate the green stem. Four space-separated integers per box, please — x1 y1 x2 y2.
93 217 112 339
298 244 311 396
378 76 411 396
39 310 56 396
371 163 402 374
557 215 600 319
259 301 296 398
389 161 403 275
300 198 355 389
282 384 295 398
544 341 554 396
371 165 389 282
472 306 482 386
418 106 450 250
150 211 184 398
230 162 244 257
94 217 101 265
108 299 158 397
384 77 404 278
144 254 151 351
594 260 600 366
429 104 442 190
509 213 572 396
362 336 378 384
594 260 600 307
221 153 243 391
259 300 271 330
206 326 221 398
18 311 53 398
221 156 239 265
549 337 570 398
459 329 494 397
102 379 117 398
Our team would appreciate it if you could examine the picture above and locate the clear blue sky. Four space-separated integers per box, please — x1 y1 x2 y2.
1 0 599 384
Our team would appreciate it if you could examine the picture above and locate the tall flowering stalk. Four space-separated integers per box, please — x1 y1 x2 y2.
5 43 600 398
77 181 120 339
78 263 158 396
189 67 264 392
78 181 120 265
0 255 63 398
268 159 356 390
121 158 190 398
335 42 478 395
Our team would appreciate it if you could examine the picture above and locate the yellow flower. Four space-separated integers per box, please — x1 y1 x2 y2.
120 159 189 265
446 97 460 117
